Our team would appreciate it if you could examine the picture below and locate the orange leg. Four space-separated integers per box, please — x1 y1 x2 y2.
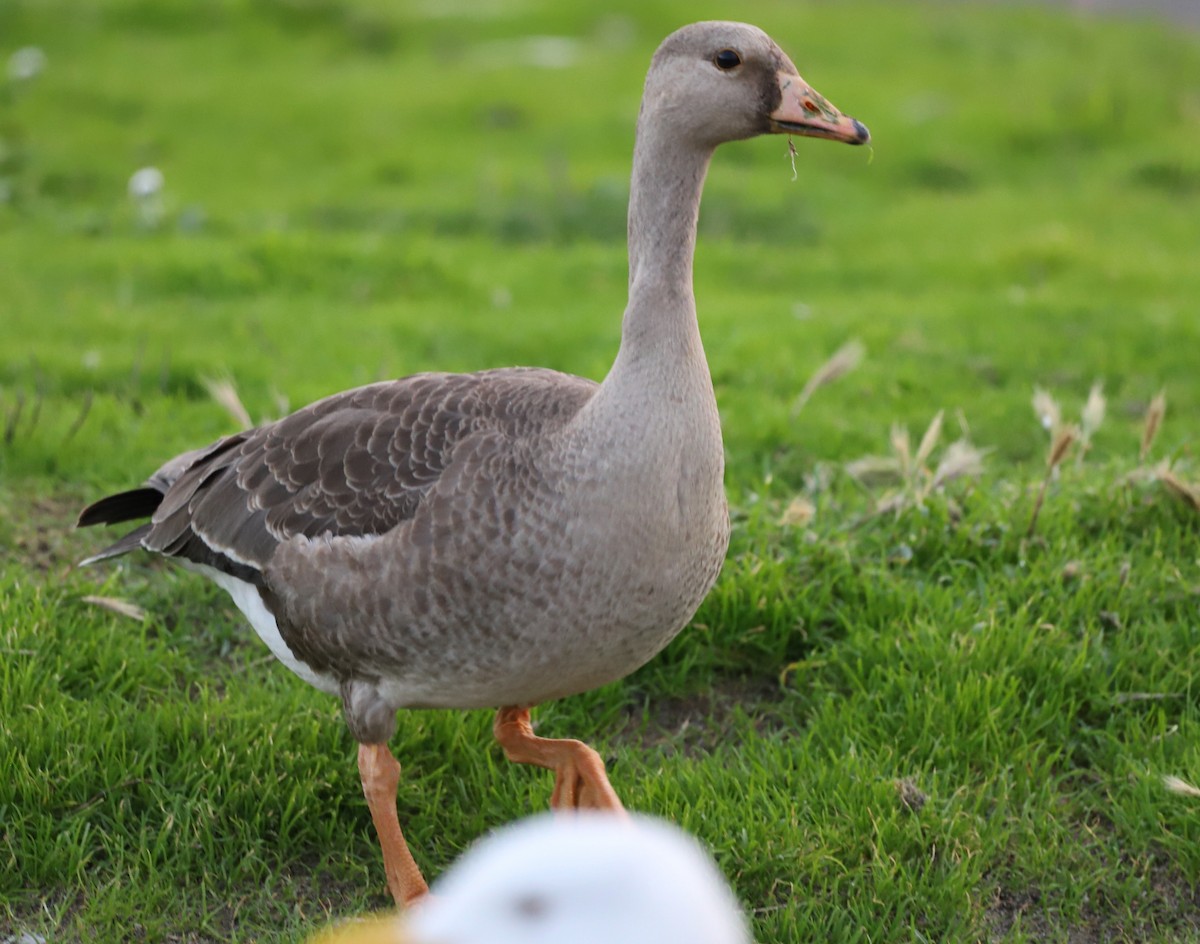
493 706 627 813
357 743 430 907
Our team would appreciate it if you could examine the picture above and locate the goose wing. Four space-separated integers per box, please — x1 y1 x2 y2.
79 368 597 582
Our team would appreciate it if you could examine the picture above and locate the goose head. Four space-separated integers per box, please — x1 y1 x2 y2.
314 814 750 944
641 20 869 150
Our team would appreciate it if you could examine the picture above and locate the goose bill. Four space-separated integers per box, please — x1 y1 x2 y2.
768 72 870 145
310 915 408 944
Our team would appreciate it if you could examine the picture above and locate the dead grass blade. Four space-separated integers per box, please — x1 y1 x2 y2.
202 375 253 430
1163 775 1200 799
1077 380 1106 465
1158 468 1200 515
1048 424 1077 470
82 595 148 622
1080 381 1106 439
890 423 911 479
873 492 908 517
914 410 944 469
269 387 291 421
779 495 816 527
848 412 984 526
1140 391 1166 461
792 339 864 416
1032 386 1061 436
929 440 988 490
1111 692 1180 704
1027 424 1078 537
845 455 904 486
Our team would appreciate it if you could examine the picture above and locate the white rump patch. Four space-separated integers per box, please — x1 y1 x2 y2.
190 563 340 696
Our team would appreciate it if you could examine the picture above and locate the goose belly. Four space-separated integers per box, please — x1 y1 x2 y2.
381 500 730 709
254 455 731 711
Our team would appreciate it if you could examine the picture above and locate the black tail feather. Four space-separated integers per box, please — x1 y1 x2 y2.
77 487 165 528
78 523 154 567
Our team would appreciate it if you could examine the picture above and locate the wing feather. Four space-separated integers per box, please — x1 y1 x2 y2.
78 368 597 579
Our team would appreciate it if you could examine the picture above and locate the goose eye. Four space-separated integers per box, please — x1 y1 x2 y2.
713 49 741 71
514 894 550 920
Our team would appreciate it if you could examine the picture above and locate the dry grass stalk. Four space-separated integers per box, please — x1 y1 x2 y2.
1163 774 1200 799
915 410 944 469
1123 457 1168 488
1027 424 1078 537
82 595 148 622
1140 391 1166 462
1111 692 1179 704
848 412 986 524
929 440 988 491
890 423 911 479
845 455 904 486
1158 468 1200 514
954 407 972 440
1117 559 1131 588
791 339 864 416
269 387 291 420
1048 424 1077 469
202 375 253 430
872 492 908 517
1031 386 1062 435
1076 381 1106 464
779 495 816 527
844 455 902 486
1080 382 1106 438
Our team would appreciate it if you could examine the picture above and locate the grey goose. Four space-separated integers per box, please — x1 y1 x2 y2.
78 20 868 907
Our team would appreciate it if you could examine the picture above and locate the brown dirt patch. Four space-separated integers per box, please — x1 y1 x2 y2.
614 675 793 756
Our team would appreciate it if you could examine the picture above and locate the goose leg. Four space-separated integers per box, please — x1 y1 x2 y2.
357 743 430 906
493 706 627 813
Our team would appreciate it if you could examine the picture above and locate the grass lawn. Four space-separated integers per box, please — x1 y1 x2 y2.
3 0 1200 940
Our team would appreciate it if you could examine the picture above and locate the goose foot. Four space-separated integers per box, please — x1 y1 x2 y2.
493 706 627 813
358 742 430 907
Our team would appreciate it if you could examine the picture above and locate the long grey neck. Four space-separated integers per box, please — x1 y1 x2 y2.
606 112 715 382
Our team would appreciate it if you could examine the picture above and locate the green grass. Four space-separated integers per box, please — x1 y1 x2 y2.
3 0 1200 940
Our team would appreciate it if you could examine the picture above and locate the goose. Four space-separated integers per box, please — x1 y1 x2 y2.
77 20 868 907
313 813 751 944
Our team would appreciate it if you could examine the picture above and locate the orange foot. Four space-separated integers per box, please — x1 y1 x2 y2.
493 705 627 813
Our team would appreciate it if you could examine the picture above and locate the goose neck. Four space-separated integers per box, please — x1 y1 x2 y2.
615 114 714 366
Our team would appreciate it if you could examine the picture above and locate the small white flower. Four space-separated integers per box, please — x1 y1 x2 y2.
128 167 164 199
7 46 46 82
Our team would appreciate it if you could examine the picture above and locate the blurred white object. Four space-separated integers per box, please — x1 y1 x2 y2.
0 932 49 944
315 814 750 944
7 46 46 82
128 166 165 227
128 166 164 199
